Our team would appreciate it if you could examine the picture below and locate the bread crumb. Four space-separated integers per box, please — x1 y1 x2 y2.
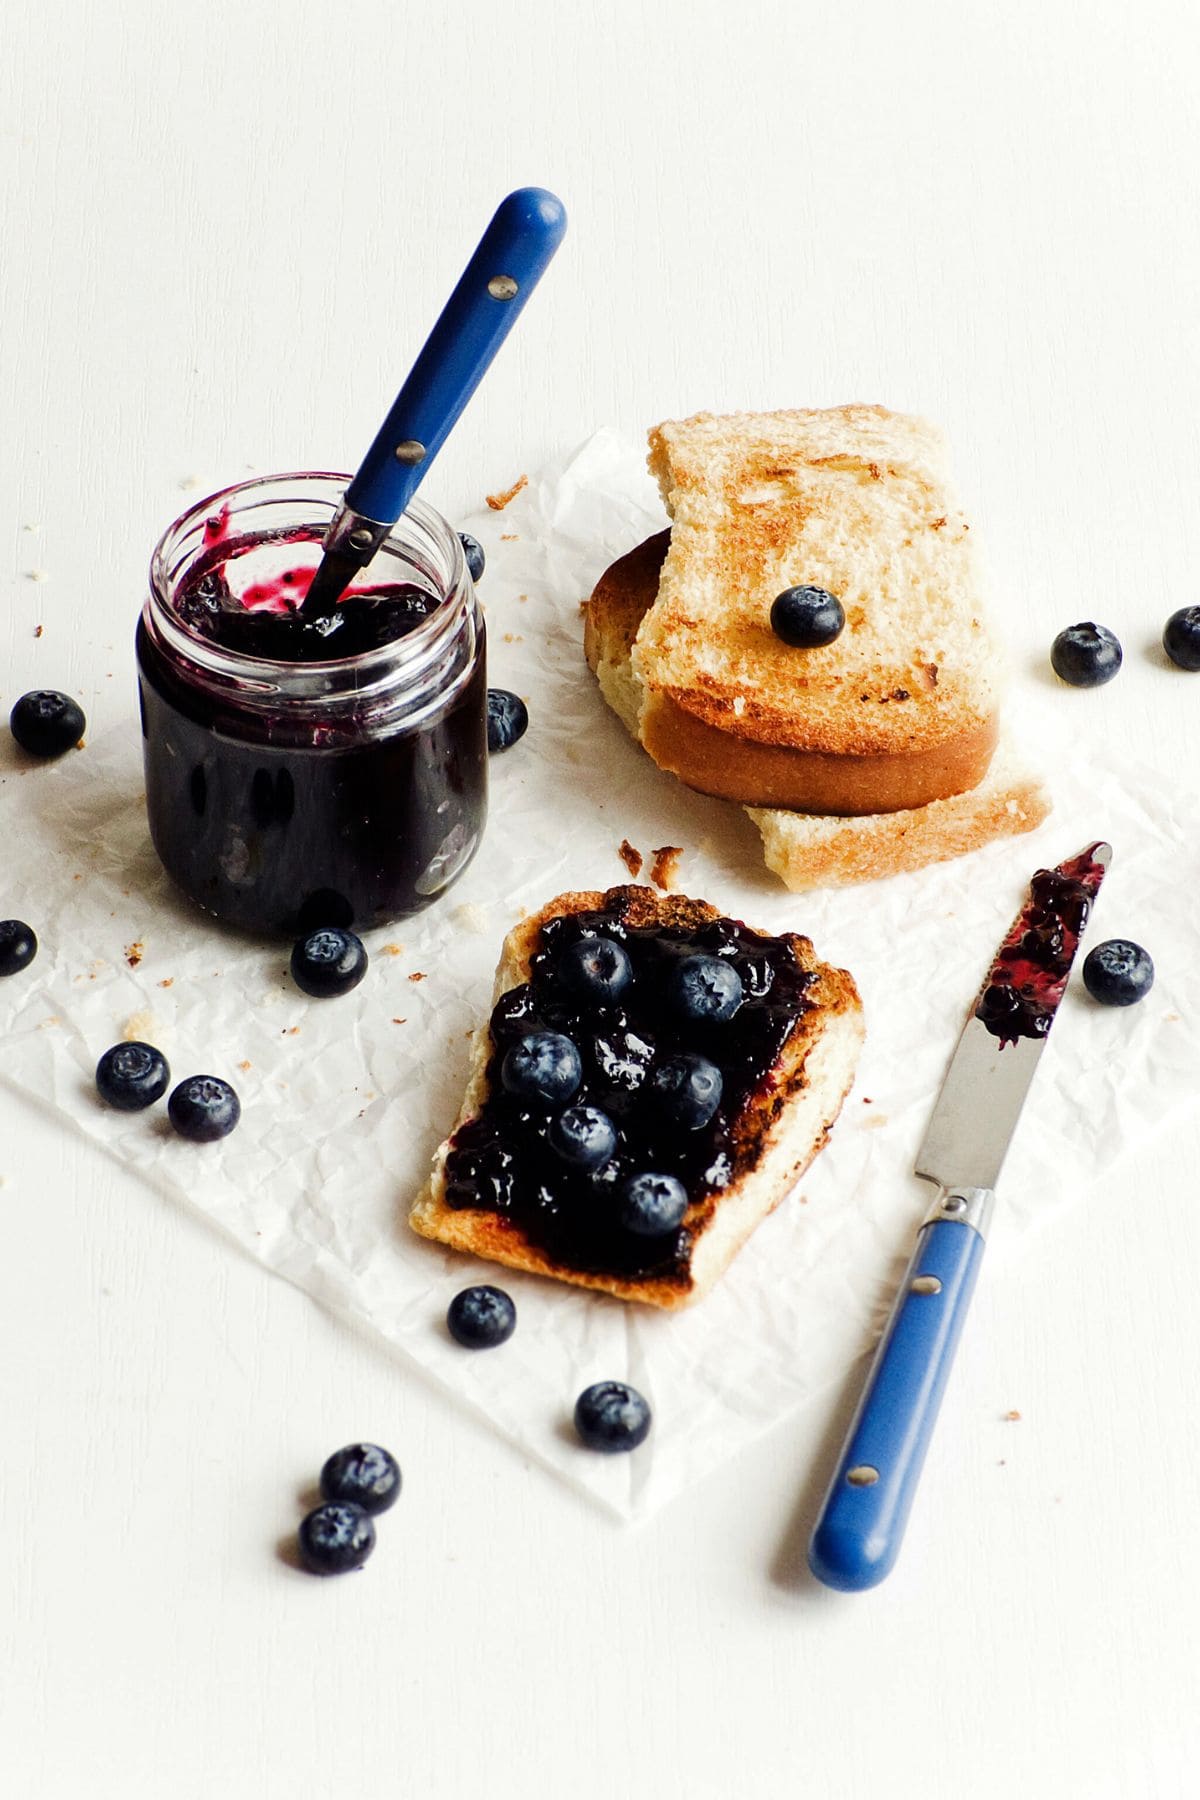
33 624 43 639
238 1060 252 1071
124 941 144 968
27 569 48 583
618 839 644 877
861 1095 873 1104
22 522 40 533
862 1113 889 1129
158 977 174 988
179 475 203 490
408 971 427 983
502 632 524 643
381 943 404 956
1003 1409 1022 1422
517 593 528 603
392 1017 407 1025
1164 1010 1180 1022
486 474 528 510
121 1011 156 1042
38 1016 61 1028
650 846 683 890
500 533 519 542
453 902 491 934
282 1026 300 1035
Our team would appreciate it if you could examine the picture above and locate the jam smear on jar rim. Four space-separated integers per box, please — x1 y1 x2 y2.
974 843 1108 1047
442 892 818 1285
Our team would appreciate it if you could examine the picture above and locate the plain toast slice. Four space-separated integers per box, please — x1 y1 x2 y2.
410 885 864 1309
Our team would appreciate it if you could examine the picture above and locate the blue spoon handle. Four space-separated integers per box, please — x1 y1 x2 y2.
808 1211 987 1592
344 186 567 524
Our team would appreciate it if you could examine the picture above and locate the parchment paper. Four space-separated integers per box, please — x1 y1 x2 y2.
2 430 1197 1519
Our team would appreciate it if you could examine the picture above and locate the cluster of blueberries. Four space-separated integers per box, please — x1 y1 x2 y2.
499 936 743 1236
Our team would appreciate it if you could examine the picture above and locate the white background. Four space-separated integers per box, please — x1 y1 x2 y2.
3 3 1199 1796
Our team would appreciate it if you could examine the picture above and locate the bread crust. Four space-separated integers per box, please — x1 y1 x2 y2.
409 885 864 1309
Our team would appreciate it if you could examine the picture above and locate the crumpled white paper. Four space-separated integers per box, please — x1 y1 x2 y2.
2 429 1198 1520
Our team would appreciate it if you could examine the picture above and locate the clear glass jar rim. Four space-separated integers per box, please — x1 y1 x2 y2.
146 471 471 695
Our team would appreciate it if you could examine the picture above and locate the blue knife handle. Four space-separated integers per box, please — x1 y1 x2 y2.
808 1216 986 1592
344 186 567 524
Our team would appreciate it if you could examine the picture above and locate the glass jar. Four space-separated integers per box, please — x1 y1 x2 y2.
137 472 487 936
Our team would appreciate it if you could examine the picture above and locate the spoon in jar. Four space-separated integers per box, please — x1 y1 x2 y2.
299 186 567 621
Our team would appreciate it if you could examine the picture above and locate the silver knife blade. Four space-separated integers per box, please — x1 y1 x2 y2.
914 840 1112 1192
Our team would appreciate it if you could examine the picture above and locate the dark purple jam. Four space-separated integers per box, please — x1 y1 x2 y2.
442 890 817 1285
137 523 486 936
975 844 1107 1046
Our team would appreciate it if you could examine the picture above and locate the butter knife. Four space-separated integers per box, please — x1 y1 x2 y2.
808 840 1111 1591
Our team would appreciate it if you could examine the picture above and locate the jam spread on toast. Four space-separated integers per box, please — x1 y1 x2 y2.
975 845 1107 1046
443 893 817 1282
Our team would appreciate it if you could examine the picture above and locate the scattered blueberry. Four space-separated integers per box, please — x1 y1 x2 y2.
9 689 87 757
558 935 633 1005
95 1041 170 1111
167 1075 241 1142
500 1030 582 1106
1050 622 1123 687
647 1052 723 1130
297 1501 376 1576
0 919 37 977
1082 939 1155 1007
1163 606 1200 671
458 531 486 584
486 688 528 754
447 1284 517 1349
667 952 743 1024
290 926 368 998
574 1380 652 1454
620 1172 688 1237
319 1443 402 1515
770 586 845 649
548 1104 618 1171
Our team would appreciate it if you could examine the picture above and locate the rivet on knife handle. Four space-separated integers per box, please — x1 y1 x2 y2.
808 841 1111 1592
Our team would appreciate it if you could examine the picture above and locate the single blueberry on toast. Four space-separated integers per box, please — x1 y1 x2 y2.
770 585 845 648
410 885 863 1309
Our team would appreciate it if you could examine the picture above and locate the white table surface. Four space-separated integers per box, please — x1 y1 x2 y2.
3 3 1199 1795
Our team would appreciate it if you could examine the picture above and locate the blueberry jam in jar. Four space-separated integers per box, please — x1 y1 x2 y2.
441 890 818 1287
138 474 486 935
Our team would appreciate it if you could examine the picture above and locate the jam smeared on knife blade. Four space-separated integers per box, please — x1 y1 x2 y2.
975 843 1108 1046
442 893 817 1283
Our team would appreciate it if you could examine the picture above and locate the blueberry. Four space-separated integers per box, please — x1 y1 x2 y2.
167 1075 241 1142
487 688 528 753
574 1380 652 1454
0 919 37 977
548 1104 618 1170
667 953 743 1023
1050 622 1123 687
770 586 845 649
8 689 87 757
297 1501 376 1576
95 1041 170 1111
1082 939 1154 1006
290 926 368 998
447 1284 517 1348
1163 606 1200 671
620 1172 688 1237
647 1053 723 1129
319 1443 401 1515
500 1030 582 1106
558 935 633 1005
458 531 486 584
